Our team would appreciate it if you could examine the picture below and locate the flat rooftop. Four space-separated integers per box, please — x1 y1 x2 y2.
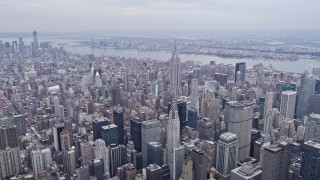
227 101 254 108
305 140 320 149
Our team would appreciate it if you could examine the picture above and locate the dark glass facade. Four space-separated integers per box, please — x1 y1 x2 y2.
113 109 125 144
300 140 320 180
93 119 109 140
101 124 118 146
187 107 198 129
130 117 143 152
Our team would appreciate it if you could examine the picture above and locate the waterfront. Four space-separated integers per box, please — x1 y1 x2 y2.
67 47 319 74
2 36 320 73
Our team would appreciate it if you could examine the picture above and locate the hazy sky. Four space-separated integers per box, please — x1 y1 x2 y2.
1 0 319 32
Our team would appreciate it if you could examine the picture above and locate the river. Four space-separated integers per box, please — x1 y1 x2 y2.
1 36 320 73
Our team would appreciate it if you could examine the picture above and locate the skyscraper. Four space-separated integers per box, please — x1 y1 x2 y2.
60 129 71 152
179 100 187 125
111 84 121 106
264 91 274 118
54 96 60 117
81 140 94 166
113 107 125 144
167 100 181 180
201 95 221 140
95 71 103 88
170 45 181 97
31 149 45 177
162 164 171 180
93 118 110 140
126 141 136 164
187 107 198 129
191 148 209 180
173 146 185 180
101 124 119 146
190 78 199 108
300 140 320 180
146 164 162 180
64 147 76 177
235 62 246 83
313 94 320 114
12 114 27 136
147 141 163 166
94 139 110 178
214 73 228 86
250 130 261 158
297 71 316 119
181 158 193 180
190 79 198 97
109 144 126 178
89 159 105 180
316 79 320 93
168 99 187 134
280 91 297 118
263 112 273 135
261 142 290 180
0 125 18 150
202 96 220 121
74 137 82 160
64 118 73 143
197 117 214 140
141 120 161 167
130 117 143 152
124 163 137 180
133 151 143 171
0 147 21 179
216 132 239 180
76 166 90 180
53 123 64 152
124 70 129 91
41 148 52 169
224 101 253 161
32 30 39 50
18 37 24 50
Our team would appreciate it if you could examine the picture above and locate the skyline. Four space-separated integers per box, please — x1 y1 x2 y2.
0 4 320 178
1 0 320 32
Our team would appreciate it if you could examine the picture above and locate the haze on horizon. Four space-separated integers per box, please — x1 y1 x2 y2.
0 0 319 33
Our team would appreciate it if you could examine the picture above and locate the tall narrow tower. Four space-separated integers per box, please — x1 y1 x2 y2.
33 30 39 50
124 70 129 91
264 91 274 118
190 79 199 98
235 62 246 83
170 43 181 97
296 71 316 119
54 96 60 117
280 90 297 118
167 99 180 179
190 79 199 107
216 132 239 180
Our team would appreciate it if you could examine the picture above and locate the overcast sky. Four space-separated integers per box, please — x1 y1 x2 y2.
0 0 319 33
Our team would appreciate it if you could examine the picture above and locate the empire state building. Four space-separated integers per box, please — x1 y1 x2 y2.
170 45 181 97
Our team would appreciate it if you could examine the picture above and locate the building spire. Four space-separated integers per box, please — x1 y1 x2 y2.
171 99 178 112
170 98 179 120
